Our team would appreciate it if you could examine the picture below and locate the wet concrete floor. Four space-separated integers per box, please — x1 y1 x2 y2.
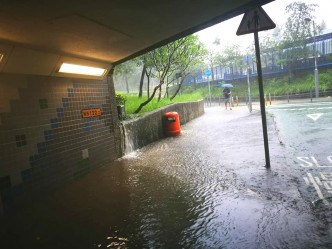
1 105 332 249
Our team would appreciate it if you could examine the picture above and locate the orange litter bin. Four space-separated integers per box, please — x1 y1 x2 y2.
164 112 181 136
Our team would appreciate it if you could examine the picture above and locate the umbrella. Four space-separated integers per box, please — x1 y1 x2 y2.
221 84 233 88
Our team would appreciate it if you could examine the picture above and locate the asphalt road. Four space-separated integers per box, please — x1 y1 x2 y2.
267 100 332 208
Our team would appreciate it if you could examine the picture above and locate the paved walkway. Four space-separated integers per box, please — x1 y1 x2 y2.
1 104 331 248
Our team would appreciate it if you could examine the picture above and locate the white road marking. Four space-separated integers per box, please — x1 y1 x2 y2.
315 177 322 185
323 182 332 191
307 173 328 205
270 102 332 108
307 113 323 121
297 157 313 167
311 156 332 167
303 177 310 185
280 106 332 111
247 188 256 195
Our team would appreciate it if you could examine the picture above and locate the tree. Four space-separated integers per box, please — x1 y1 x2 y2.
281 1 319 69
244 43 256 72
138 64 146 97
260 33 279 69
136 54 154 98
214 52 228 79
169 36 206 100
206 50 216 80
134 35 206 113
187 62 205 89
222 45 244 79
213 37 221 46
114 60 137 93
320 20 326 32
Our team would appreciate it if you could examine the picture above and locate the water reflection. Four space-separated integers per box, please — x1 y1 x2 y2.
1 107 331 248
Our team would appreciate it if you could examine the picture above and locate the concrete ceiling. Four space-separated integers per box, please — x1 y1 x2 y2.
0 0 273 65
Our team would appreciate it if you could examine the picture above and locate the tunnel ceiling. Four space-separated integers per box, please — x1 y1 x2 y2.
0 0 273 65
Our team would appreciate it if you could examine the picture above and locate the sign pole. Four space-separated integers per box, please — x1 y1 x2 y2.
208 78 211 106
205 69 212 106
247 67 252 113
254 31 270 168
236 5 275 168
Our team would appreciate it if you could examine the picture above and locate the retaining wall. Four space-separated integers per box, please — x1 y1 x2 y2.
122 100 204 153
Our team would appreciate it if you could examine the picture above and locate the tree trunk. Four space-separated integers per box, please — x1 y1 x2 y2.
138 65 146 97
125 77 129 94
145 69 151 98
170 78 184 100
134 81 162 114
157 85 162 102
164 84 169 98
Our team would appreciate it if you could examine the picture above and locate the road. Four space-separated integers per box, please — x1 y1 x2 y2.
267 100 332 210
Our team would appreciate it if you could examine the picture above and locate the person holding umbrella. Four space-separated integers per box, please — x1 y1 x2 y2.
222 85 232 110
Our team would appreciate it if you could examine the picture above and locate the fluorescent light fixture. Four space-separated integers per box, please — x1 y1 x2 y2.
59 63 106 76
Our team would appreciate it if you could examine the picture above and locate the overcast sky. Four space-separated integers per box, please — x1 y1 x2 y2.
196 0 332 52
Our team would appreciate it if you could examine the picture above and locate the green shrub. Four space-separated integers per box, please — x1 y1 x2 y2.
115 92 127 105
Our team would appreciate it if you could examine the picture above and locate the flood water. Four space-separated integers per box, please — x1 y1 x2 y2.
1 106 331 249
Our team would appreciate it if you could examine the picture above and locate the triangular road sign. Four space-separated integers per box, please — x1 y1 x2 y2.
306 113 323 121
236 6 276 36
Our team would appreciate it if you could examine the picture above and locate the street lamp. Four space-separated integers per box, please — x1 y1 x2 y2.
305 17 319 98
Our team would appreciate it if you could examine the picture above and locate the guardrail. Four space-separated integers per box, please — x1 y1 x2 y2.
204 89 332 107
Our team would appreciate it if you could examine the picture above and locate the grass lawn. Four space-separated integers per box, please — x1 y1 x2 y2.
124 92 203 118
184 69 332 98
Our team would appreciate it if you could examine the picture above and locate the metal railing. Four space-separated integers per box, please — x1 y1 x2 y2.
204 89 332 107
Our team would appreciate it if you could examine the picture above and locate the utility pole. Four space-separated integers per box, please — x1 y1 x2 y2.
305 18 319 98
313 21 319 98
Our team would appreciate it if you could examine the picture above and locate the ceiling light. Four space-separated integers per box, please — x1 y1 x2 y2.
59 63 106 76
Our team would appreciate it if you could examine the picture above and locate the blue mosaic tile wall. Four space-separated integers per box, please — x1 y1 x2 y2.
0 74 120 212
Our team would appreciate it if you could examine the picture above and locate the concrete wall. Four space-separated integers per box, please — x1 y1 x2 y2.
0 74 121 214
122 100 204 153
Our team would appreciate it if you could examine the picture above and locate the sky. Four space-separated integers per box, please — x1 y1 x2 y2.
196 0 332 52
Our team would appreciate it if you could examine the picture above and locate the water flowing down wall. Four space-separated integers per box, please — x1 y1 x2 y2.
121 100 204 154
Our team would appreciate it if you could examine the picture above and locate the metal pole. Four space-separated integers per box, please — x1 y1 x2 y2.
208 79 211 106
310 86 312 102
254 31 271 168
264 94 267 106
269 93 271 105
247 68 252 112
313 21 319 98
287 91 289 103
